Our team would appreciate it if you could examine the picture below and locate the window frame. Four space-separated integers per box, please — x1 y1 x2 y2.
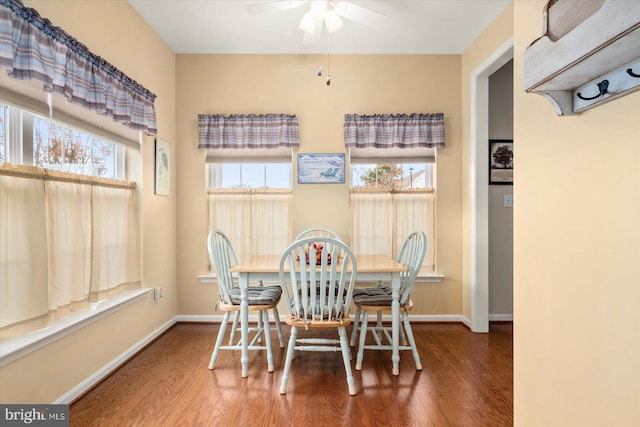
350 161 435 190
0 103 126 180
207 161 292 190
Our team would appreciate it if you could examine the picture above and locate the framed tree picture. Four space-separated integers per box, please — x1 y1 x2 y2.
489 139 513 185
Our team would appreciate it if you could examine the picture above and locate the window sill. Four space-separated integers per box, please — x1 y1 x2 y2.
0 288 150 367
198 273 217 285
416 273 444 283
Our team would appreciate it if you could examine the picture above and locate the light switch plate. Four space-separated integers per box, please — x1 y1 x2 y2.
504 194 513 208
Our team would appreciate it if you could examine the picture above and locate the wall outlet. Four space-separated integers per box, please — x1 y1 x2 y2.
153 287 164 302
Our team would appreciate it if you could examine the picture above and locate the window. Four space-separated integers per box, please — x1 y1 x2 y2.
207 161 293 263
209 163 291 189
199 114 298 264
0 103 138 340
351 162 433 189
349 160 436 273
1 103 125 179
32 116 118 178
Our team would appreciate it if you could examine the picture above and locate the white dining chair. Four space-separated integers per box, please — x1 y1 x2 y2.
278 236 358 395
207 229 284 373
294 227 342 241
350 231 427 373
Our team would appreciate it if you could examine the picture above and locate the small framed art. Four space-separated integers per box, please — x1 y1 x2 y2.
155 138 170 196
489 139 513 185
297 153 345 184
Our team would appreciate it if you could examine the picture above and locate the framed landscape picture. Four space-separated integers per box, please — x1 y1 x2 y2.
489 139 513 185
297 153 345 184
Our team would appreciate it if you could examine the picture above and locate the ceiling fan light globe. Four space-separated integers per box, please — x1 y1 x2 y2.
310 1 327 21
299 12 317 33
325 10 343 33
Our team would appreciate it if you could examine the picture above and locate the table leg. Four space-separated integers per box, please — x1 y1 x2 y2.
391 271 400 376
239 272 249 378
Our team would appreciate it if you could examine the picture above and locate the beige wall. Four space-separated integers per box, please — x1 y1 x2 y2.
0 1 177 403
176 54 464 316
514 1 640 426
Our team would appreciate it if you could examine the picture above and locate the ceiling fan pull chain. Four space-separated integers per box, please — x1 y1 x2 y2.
326 33 332 86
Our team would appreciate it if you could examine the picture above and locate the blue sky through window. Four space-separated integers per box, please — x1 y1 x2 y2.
217 163 290 189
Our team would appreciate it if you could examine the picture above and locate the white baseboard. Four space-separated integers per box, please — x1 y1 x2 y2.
489 314 513 322
176 314 224 323
54 317 177 404
461 316 472 329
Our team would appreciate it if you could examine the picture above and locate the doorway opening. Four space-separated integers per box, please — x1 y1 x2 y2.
470 38 513 333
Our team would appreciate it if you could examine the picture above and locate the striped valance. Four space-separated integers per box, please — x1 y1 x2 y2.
0 0 157 136
198 114 300 150
344 113 445 149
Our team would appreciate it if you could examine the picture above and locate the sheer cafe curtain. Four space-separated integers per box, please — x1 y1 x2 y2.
208 190 292 264
0 167 140 339
350 190 435 272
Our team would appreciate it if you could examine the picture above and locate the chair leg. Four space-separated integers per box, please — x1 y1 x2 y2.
338 326 356 395
279 326 298 395
256 309 264 344
402 312 422 370
272 307 285 348
355 310 369 370
263 310 275 372
375 280 384 330
228 311 239 345
350 306 361 346
209 311 230 369
399 314 408 346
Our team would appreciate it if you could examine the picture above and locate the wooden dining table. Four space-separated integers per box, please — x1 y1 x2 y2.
230 254 408 377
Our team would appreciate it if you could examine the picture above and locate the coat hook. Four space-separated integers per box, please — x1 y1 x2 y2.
577 79 609 101
627 68 640 78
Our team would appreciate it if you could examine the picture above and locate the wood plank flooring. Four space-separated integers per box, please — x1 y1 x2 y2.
70 322 512 426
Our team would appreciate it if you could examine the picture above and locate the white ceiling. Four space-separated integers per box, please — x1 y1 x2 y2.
128 0 511 54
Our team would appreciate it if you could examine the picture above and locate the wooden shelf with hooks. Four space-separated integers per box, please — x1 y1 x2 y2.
524 0 640 115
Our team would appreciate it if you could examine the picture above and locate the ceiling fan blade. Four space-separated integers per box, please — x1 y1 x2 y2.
302 21 322 44
245 0 308 14
331 1 385 27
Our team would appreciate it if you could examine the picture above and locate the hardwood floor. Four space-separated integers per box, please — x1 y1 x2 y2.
70 322 512 426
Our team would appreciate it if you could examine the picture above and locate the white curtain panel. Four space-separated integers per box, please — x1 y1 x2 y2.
208 193 251 262
250 193 292 256
394 192 435 271
349 192 394 256
91 186 140 299
45 180 92 317
208 191 292 263
0 171 140 337
0 175 48 336
350 191 435 271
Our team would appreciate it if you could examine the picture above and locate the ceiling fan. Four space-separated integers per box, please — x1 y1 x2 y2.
245 0 386 44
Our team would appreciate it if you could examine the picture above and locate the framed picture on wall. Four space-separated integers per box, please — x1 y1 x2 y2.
297 153 345 184
489 139 513 185
155 138 170 196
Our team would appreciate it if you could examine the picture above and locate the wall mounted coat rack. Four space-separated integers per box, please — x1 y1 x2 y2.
524 0 640 115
